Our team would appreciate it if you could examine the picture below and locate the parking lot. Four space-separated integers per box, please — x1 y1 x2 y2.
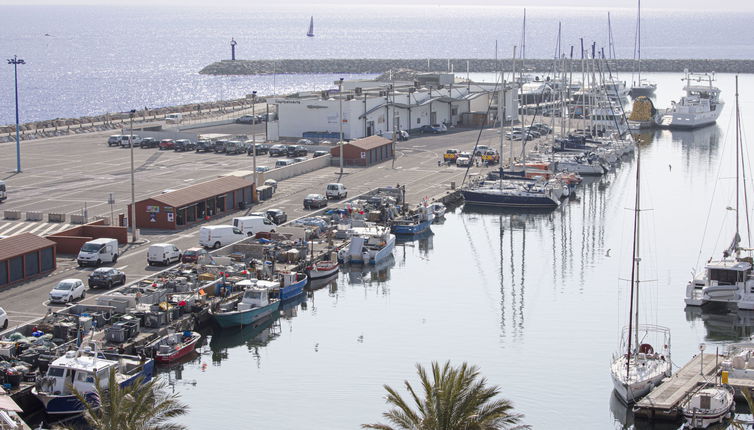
0 121 533 330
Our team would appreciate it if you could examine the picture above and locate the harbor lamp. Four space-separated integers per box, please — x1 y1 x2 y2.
251 91 258 192
129 109 139 242
7 55 25 173
339 77 344 176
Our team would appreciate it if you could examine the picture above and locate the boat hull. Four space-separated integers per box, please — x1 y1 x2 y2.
212 301 280 329
278 277 307 300
391 219 432 235
461 189 559 209
155 335 201 364
308 262 339 280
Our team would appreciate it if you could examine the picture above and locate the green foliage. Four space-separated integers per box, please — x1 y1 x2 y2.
363 361 529 430
55 368 187 430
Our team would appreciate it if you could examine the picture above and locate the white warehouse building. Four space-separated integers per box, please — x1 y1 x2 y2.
267 74 518 141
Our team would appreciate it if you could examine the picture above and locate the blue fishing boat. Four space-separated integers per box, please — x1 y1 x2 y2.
261 272 307 301
390 205 434 235
211 286 280 329
33 344 155 415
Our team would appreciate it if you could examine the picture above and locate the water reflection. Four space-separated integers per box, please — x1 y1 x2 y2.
209 314 281 366
685 305 754 342
280 293 308 320
344 254 396 286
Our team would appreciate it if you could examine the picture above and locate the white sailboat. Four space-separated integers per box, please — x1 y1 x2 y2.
685 76 753 309
610 142 672 404
630 0 657 97
306 16 314 37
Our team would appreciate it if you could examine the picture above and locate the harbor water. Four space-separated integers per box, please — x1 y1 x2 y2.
158 73 754 429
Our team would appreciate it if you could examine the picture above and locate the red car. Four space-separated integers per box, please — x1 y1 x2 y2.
159 139 176 150
181 247 208 263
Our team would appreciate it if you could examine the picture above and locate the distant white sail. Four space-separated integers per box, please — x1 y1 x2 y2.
307 16 314 37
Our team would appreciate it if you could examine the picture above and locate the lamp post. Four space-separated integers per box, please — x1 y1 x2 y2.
338 77 344 176
129 110 138 243
251 91 257 193
7 55 25 173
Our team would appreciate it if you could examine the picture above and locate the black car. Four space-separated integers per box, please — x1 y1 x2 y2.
303 193 327 209
248 144 270 155
313 150 328 158
195 140 213 153
235 115 258 124
174 139 195 152
140 137 159 148
265 208 287 224
88 267 126 289
286 145 308 157
269 144 287 156
214 140 228 153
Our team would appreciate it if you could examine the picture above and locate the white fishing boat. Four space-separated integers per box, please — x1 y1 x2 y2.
660 70 723 129
684 77 752 309
306 16 314 37
681 385 735 429
338 225 395 265
428 202 446 218
610 141 672 404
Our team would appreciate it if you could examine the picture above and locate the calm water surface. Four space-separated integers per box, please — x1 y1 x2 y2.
157 73 754 429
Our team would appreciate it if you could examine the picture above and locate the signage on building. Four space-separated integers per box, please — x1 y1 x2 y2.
167 212 174 222
146 205 160 213
360 152 366 159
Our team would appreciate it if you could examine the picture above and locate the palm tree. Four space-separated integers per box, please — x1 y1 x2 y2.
363 361 528 430
56 368 188 430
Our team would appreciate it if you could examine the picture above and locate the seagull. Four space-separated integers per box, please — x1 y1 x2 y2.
605 249 611 257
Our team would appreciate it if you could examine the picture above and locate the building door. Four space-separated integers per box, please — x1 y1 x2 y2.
430 112 437 125
366 121 374 137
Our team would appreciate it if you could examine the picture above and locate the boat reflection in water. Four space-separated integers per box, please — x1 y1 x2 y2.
209 313 280 365
280 293 308 320
307 272 338 294
345 254 396 286
685 305 754 342
665 125 721 156
609 390 681 430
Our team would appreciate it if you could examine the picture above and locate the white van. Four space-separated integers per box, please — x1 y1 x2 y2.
77 238 119 267
147 243 182 266
165 113 183 124
326 183 347 200
199 225 245 249
232 216 276 236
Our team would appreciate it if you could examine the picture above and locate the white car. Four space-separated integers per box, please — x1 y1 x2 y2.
0 308 7 330
49 279 86 303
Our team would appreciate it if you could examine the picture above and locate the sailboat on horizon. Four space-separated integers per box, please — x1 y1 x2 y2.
306 16 315 37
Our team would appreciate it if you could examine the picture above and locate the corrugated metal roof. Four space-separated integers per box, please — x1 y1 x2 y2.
147 176 252 208
0 233 56 261
346 136 393 151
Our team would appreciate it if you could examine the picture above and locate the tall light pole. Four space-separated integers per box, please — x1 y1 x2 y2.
7 55 25 173
338 77 344 176
251 91 257 194
129 110 138 243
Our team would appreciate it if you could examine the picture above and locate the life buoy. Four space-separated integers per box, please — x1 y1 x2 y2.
639 343 654 355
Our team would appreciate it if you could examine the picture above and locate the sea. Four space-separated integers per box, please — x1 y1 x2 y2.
6 4 754 430
2 4 754 124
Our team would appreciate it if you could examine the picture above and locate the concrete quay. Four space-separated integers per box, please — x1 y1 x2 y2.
199 58 754 76
0 120 534 331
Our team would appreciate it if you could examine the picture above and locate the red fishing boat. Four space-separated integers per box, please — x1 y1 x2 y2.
306 260 339 280
146 331 201 364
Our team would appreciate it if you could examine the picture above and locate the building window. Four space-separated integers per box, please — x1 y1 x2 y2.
416 118 420 124
451 107 458 116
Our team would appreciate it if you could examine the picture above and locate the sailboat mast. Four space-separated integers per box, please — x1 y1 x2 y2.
736 75 740 245
511 46 517 166
500 81 506 188
522 8 527 78
637 0 642 84
626 142 642 378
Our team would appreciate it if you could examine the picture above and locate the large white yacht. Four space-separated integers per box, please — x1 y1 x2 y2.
661 71 723 129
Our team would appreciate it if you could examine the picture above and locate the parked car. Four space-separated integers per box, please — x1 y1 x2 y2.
165 113 183 124
456 154 472 167
0 307 8 329
325 183 347 200
199 225 245 249
275 159 295 168
88 267 126 289
174 139 195 152
107 135 123 147
159 139 176 150
195 140 213 153
140 137 159 148
49 279 85 303
419 124 447 134
264 179 277 192
224 140 248 155
313 150 329 158
397 130 410 141
443 149 459 163
120 135 142 148
235 115 258 124
147 243 182 266
303 193 327 209
481 150 500 164
256 166 272 173
524 127 541 138
532 123 552 134
232 216 276 236
286 145 308 157
296 139 314 145
293 156 308 163
214 140 228 153
181 247 209 263
266 208 287 224
269 144 287 156
473 145 491 156
247 143 269 155
77 238 118 267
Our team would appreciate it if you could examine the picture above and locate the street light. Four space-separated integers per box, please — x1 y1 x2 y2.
129 110 138 243
339 77 344 176
251 91 257 194
7 55 25 173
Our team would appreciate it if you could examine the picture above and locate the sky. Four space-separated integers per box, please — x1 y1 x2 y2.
0 0 749 10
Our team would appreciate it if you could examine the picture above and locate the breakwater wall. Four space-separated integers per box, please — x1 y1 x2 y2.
200 58 754 75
